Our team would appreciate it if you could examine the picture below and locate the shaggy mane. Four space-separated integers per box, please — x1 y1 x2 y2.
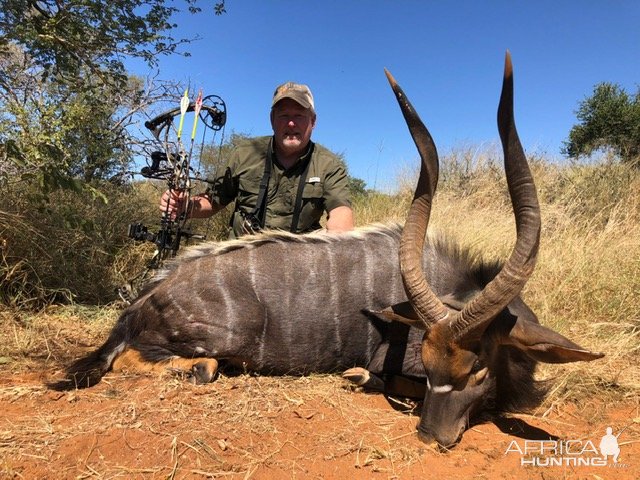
427 231 503 283
141 222 504 293
147 223 403 286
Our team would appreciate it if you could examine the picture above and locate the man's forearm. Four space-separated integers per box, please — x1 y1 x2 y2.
326 205 354 232
189 194 224 219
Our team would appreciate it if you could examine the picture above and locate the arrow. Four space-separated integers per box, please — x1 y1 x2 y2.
183 89 204 192
190 89 203 140
177 89 189 141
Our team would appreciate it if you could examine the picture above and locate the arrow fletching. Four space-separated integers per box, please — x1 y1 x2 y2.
177 89 189 140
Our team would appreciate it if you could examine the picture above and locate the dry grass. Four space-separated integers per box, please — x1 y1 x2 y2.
0 177 234 309
0 306 115 372
0 181 162 307
3 151 638 407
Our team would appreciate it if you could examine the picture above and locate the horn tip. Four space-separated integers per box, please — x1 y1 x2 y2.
504 51 513 79
384 68 398 88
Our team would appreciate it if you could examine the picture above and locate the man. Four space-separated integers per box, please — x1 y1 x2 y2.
161 81 354 238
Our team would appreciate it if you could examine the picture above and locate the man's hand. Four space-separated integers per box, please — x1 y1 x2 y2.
160 191 221 220
160 190 189 220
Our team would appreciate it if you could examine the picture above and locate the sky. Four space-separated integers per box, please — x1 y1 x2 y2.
129 1 639 191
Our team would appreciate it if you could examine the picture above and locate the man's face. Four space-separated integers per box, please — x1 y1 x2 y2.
271 98 316 158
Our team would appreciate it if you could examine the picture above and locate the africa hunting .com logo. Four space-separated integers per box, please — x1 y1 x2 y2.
504 425 631 468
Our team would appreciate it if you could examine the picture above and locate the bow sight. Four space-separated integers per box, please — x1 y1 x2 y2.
128 93 227 268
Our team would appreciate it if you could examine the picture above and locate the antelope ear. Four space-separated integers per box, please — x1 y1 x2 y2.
504 318 605 363
368 295 464 330
367 302 426 330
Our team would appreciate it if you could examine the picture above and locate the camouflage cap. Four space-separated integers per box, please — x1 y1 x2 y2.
272 82 315 112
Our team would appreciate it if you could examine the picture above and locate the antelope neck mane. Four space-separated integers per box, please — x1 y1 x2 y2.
151 223 402 282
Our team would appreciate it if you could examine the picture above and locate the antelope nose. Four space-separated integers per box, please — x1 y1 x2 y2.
416 426 438 447
417 425 462 450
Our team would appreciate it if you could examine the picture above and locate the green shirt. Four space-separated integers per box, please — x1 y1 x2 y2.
209 136 351 238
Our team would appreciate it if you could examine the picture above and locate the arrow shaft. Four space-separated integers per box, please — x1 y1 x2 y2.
191 90 203 140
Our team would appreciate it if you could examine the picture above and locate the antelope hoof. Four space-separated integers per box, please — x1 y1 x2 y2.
190 359 218 384
342 367 385 392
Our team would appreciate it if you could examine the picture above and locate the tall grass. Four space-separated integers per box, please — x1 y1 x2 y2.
0 181 160 307
2 148 638 344
0 176 233 308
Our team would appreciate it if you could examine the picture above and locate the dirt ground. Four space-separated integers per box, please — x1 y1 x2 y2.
0 310 638 479
0 371 638 479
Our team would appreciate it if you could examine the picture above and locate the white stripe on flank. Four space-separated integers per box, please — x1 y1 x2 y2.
217 283 235 347
363 240 373 306
258 309 268 368
248 248 258 300
326 244 342 354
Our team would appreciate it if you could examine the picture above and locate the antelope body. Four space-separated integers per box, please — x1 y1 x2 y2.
60 53 603 448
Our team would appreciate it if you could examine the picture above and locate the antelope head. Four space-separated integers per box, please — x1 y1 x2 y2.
383 52 604 448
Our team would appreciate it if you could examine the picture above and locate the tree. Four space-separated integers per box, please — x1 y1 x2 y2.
0 43 185 197
0 1 229 307
0 1 227 196
348 177 368 198
0 0 225 88
563 82 640 165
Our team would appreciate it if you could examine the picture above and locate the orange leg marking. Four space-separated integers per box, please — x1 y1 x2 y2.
112 348 219 383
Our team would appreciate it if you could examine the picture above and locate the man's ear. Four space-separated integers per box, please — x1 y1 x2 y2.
501 317 604 364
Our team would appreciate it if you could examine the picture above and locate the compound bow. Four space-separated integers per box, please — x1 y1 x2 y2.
127 91 227 269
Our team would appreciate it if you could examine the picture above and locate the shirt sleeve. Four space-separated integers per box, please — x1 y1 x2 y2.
322 158 352 213
207 149 240 207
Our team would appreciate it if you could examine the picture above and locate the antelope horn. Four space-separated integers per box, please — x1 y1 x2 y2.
385 69 449 326
450 51 541 341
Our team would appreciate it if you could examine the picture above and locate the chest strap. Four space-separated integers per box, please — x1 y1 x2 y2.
290 148 313 233
251 144 273 228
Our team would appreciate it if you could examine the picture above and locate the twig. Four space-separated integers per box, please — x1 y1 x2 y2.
82 433 98 466
168 436 178 480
